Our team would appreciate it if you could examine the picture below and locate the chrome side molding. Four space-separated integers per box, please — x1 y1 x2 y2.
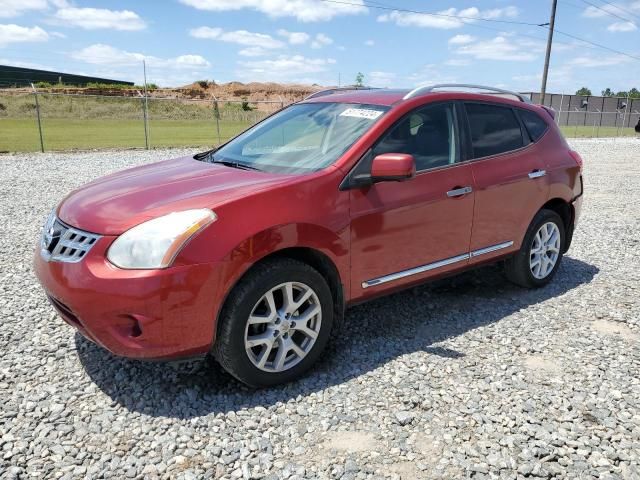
361 241 514 289
470 241 514 258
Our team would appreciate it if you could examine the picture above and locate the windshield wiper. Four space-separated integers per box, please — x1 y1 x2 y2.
210 158 263 172
193 147 217 161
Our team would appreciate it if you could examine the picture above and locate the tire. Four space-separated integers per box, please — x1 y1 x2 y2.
213 258 334 387
505 209 565 288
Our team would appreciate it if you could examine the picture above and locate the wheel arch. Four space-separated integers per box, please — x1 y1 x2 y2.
539 197 574 252
212 225 348 345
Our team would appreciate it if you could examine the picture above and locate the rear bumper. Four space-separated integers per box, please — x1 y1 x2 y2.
564 193 583 253
34 236 222 360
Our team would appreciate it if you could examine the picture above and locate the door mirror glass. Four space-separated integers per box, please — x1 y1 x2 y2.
371 153 416 182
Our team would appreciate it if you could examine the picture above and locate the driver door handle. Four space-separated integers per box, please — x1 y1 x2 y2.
447 186 473 198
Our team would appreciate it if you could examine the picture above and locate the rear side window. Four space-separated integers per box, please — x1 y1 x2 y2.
465 103 524 158
519 109 549 142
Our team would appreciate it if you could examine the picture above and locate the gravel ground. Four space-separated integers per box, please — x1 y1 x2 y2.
1 138 639 480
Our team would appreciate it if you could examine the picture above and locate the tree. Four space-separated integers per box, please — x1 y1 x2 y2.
575 87 592 96
355 72 365 87
601 88 614 97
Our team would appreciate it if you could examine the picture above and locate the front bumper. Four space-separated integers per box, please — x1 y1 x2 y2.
34 235 221 360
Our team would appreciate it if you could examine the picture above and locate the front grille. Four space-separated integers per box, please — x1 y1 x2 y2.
41 213 101 263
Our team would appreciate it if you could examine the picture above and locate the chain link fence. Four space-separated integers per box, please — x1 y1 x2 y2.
527 92 640 139
0 89 287 152
1 89 639 153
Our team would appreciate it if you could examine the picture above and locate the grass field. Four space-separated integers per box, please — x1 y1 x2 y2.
1 117 637 153
559 125 637 138
0 118 256 152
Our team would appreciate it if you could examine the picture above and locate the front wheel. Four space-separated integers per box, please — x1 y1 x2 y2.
213 258 333 387
505 209 565 288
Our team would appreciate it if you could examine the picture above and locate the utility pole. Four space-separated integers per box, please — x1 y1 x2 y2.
540 0 558 105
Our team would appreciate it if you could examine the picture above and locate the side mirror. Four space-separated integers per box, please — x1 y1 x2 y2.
370 153 416 182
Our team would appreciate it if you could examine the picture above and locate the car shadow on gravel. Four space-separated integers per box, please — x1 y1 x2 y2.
76 256 598 418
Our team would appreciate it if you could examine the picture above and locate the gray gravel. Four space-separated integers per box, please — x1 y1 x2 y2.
1 139 639 479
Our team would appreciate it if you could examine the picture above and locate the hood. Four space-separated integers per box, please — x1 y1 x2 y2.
57 156 291 235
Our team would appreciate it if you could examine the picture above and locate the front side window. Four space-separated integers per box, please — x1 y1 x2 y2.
212 102 389 174
465 103 524 158
373 102 459 171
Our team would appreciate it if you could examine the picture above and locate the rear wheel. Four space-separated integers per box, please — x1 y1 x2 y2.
505 209 565 288
213 258 333 387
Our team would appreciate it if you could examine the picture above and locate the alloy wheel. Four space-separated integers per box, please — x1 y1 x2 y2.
244 282 322 373
529 221 561 279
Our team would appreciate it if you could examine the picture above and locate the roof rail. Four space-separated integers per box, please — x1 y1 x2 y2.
403 84 530 103
304 86 380 100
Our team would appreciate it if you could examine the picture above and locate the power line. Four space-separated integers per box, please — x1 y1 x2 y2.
597 0 640 21
320 0 545 26
553 27 640 60
322 0 640 63
576 0 637 23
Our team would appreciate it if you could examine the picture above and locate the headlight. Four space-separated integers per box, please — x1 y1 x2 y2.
107 209 217 269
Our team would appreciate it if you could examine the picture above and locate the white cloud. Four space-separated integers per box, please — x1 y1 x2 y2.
238 46 271 57
179 0 367 22
190 26 284 49
444 58 472 66
451 35 542 61
277 29 310 45
0 0 48 18
378 6 518 30
237 54 336 81
448 34 475 45
0 23 49 46
311 33 333 49
569 54 631 68
71 44 210 69
368 71 396 87
407 64 457 86
364 39 375 46
607 21 637 31
52 7 146 30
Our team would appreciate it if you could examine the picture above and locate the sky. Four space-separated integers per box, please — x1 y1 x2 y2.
1 0 639 93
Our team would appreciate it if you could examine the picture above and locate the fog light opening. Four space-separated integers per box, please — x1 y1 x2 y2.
128 315 143 338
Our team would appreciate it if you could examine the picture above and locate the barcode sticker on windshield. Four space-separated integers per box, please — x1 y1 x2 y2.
339 108 384 120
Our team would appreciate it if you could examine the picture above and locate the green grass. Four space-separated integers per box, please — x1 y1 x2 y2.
0 118 256 152
560 125 637 138
1 116 637 153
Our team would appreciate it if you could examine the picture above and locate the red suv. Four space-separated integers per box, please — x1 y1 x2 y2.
35 85 583 387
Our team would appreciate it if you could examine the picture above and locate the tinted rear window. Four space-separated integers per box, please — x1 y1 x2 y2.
519 109 549 142
465 103 524 158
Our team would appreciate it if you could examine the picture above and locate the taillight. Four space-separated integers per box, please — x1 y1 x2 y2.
569 150 583 170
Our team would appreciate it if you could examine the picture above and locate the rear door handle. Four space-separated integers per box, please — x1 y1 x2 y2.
528 169 546 179
447 186 473 198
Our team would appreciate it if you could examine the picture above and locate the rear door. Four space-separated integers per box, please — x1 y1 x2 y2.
463 102 549 262
349 102 475 300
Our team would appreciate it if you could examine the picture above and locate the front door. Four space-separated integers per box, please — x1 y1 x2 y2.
349 102 475 300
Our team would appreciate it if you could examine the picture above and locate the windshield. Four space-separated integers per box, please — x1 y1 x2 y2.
211 102 389 174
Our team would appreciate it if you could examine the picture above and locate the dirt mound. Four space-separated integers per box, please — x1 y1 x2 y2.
178 81 322 102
